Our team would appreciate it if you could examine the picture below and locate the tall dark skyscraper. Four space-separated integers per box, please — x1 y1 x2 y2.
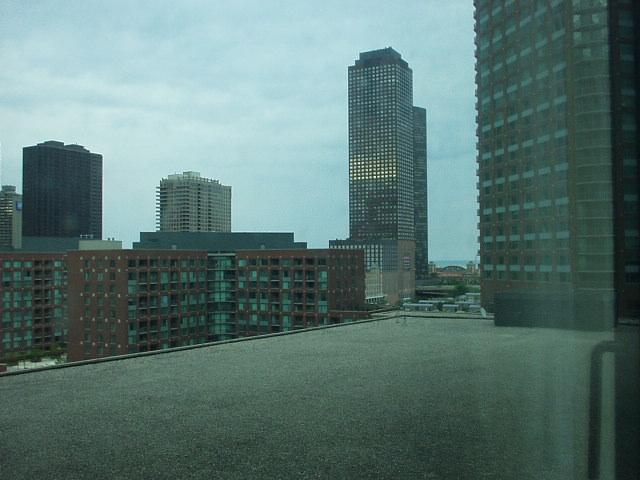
413 106 428 279
22 141 103 239
348 47 416 241
334 48 428 302
475 0 639 322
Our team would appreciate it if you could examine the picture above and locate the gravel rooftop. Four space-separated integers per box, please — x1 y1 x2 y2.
0 317 609 479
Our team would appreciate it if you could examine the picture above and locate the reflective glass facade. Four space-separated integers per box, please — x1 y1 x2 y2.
475 0 639 321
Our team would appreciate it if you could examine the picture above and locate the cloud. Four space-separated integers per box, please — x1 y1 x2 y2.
0 0 478 257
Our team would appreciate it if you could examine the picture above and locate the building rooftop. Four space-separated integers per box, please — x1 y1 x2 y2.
33 140 91 152
0 318 614 479
134 231 307 251
354 47 408 68
0 237 120 253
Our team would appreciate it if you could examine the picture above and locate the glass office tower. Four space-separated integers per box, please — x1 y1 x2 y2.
348 47 416 242
342 47 429 300
475 0 639 325
23 141 103 239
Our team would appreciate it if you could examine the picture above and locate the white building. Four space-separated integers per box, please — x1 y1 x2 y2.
0 185 22 248
157 171 231 233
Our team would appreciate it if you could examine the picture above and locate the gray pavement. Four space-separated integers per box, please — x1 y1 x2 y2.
0 317 609 479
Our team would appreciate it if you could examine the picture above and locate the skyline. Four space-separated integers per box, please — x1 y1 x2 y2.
0 0 478 260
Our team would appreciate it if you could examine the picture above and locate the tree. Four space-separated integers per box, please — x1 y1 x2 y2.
29 349 46 361
453 282 468 297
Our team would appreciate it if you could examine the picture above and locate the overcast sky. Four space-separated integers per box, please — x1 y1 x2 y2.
0 0 478 260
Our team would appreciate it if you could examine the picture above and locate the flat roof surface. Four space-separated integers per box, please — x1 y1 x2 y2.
0 318 609 479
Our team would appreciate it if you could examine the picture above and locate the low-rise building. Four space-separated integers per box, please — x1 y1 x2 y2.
436 263 480 284
364 266 384 304
66 249 209 362
4 240 370 363
235 249 368 336
1 253 66 359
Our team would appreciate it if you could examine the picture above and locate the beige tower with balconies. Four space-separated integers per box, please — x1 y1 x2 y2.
156 171 231 233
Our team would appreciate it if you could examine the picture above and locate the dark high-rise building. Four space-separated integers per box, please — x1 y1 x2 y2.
475 0 639 323
413 106 428 279
345 47 427 297
22 141 102 239
349 48 417 241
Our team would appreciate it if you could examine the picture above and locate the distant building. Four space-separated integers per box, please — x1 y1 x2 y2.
56 243 369 362
78 238 123 250
0 185 22 248
364 266 384 304
438 265 467 281
435 263 480 285
428 262 438 276
22 141 102 239
340 47 428 298
348 47 419 242
157 171 231 233
475 0 639 323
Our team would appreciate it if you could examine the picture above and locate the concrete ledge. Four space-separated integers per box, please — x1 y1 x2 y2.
0 316 382 378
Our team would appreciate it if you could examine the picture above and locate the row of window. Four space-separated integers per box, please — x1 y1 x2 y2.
482 238 570 252
237 257 329 267
237 281 329 290
125 258 205 268
238 269 329 279
483 270 571 282
2 260 63 268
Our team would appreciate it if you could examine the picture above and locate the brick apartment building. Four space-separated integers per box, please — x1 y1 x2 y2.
235 249 368 336
2 246 370 363
66 249 208 362
1 253 66 358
